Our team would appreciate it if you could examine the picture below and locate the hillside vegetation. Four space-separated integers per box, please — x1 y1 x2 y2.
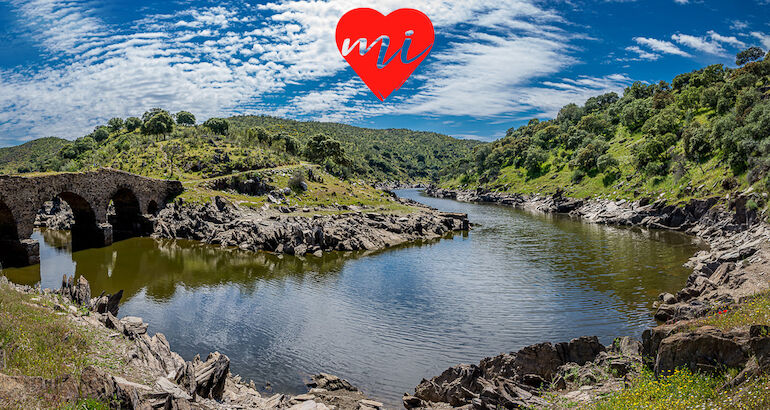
0 137 72 174
444 49 770 205
0 112 478 182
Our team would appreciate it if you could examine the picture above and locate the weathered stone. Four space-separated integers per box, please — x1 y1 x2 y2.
307 373 358 392
121 316 148 338
654 326 748 376
194 352 230 400
0 169 182 268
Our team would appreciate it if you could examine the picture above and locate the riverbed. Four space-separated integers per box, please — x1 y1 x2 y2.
2 189 701 406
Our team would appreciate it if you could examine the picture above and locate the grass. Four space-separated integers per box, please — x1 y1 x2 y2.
59 398 111 410
0 282 130 409
0 285 93 379
178 164 416 215
696 291 770 331
583 367 770 410
587 367 726 410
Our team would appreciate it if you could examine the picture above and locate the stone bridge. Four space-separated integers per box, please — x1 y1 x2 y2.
0 169 183 267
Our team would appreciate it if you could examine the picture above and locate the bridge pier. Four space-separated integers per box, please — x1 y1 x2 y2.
0 239 40 268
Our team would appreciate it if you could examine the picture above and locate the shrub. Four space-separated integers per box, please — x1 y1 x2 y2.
288 170 307 192
596 153 619 173
571 169 586 183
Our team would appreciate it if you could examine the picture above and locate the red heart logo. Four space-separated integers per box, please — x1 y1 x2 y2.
335 8 434 101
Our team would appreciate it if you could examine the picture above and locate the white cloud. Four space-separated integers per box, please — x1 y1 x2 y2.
751 32 770 50
707 31 745 48
625 45 660 60
0 0 632 145
634 37 691 57
731 20 749 31
671 33 725 55
670 31 746 55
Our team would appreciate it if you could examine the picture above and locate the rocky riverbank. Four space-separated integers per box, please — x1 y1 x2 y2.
33 194 469 257
0 275 383 410
409 187 770 408
151 196 468 255
425 187 768 323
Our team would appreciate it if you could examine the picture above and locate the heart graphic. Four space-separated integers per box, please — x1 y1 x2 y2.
335 8 434 101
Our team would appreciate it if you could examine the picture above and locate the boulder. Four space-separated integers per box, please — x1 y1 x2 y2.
121 316 148 338
654 326 748 376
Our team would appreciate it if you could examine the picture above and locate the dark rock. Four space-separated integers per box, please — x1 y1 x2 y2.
402 394 425 409
194 352 229 400
654 326 748 376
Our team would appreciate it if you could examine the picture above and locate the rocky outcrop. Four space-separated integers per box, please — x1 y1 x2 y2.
153 197 468 255
34 198 74 230
653 326 749 376
407 336 607 409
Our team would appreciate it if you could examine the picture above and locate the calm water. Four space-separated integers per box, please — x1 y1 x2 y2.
3 190 701 406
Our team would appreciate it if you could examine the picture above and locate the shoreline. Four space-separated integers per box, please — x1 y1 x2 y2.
404 187 770 408
15 186 770 408
0 275 384 409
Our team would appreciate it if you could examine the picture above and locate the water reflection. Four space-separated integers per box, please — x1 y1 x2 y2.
0 190 702 406
5 230 455 302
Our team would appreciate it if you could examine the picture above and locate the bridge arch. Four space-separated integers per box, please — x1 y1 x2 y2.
56 191 108 251
0 199 23 268
0 169 183 267
109 187 152 240
147 200 159 215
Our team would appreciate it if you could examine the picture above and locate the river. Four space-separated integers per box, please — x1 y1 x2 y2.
2 189 701 406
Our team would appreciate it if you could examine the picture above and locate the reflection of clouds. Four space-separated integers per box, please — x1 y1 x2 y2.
1 195 701 407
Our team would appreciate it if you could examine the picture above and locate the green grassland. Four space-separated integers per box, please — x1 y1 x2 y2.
178 164 415 214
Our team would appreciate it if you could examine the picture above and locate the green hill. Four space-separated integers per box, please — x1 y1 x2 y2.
227 116 481 180
0 115 478 182
0 137 71 174
443 53 770 205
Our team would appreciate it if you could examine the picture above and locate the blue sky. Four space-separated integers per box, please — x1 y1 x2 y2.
0 0 768 147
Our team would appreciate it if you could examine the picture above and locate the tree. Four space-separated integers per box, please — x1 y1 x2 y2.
620 99 652 130
523 146 548 174
736 47 765 66
304 134 347 165
142 108 170 123
203 118 229 135
92 126 110 142
584 92 619 113
141 111 174 137
107 118 124 132
175 111 196 126
557 103 583 125
125 117 142 132
73 136 97 156
163 141 184 173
